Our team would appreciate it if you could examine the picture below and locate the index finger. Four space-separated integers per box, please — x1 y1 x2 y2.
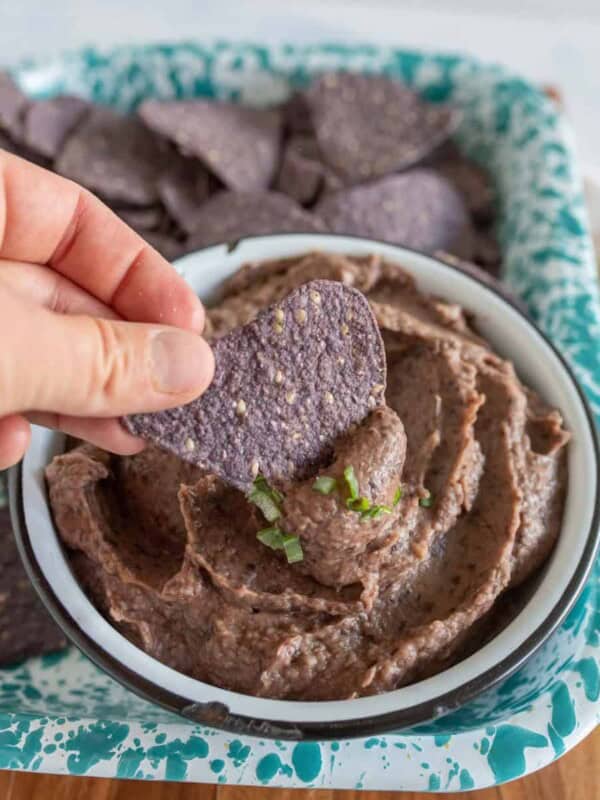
0 150 204 331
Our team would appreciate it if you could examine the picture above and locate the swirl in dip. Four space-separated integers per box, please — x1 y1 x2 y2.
46 252 569 700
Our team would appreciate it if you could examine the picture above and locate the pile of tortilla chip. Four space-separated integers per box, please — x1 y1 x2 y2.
0 70 500 274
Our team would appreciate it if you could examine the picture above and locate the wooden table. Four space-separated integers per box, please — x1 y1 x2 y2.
0 726 596 799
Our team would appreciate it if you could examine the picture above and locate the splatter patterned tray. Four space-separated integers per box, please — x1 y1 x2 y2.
0 42 598 792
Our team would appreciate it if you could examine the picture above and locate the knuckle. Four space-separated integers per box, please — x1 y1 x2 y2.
87 317 130 406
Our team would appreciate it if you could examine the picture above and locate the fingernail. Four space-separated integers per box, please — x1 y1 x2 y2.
151 330 212 395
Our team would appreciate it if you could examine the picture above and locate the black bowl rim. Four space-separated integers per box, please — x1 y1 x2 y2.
10 232 600 741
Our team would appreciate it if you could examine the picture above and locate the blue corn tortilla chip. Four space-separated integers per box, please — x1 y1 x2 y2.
433 146 495 224
0 71 27 140
142 231 187 263
185 190 327 249
305 72 461 182
275 135 342 205
116 205 166 232
139 99 282 192
125 279 386 490
315 169 474 259
0 130 17 154
0 127 52 168
157 156 212 234
56 107 167 205
276 136 323 205
471 228 502 276
22 96 90 160
282 91 314 136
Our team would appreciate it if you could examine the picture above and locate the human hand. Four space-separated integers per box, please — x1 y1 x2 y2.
0 150 214 469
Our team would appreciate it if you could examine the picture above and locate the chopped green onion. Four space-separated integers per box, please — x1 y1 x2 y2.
247 475 284 522
361 504 392 521
343 465 359 500
343 465 393 521
282 534 304 564
313 476 338 495
257 528 304 563
393 486 403 506
257 526 285 550
252 475 284 505
252 477 302 562
248 490 281 522
346 496 371 512
419 492 433 508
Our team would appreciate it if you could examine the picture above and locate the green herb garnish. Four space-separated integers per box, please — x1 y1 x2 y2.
256 526 285 550
257 527 304 563
343 466 397 520
419 491 433 508
361 504 392 521
282 534 304 564
248 475 283 522
252 475 284 504
346 496 371 512
313 476 338 495
343 465 359 500
253 478 303 563
340 463 402 522
250 491 281 522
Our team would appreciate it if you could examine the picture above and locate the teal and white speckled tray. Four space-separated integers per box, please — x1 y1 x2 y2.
0 42 598 792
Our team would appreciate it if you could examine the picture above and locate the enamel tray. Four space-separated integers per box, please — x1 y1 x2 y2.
0 41 598 791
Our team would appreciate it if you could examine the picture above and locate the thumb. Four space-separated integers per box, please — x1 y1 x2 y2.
0 286 214 418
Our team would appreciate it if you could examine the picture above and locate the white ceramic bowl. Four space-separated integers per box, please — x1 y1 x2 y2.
11 234 600 740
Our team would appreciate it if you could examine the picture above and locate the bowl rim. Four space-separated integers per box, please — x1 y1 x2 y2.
10 233 600 741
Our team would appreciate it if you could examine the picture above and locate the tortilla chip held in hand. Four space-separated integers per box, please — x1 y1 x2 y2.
125 280 386 490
